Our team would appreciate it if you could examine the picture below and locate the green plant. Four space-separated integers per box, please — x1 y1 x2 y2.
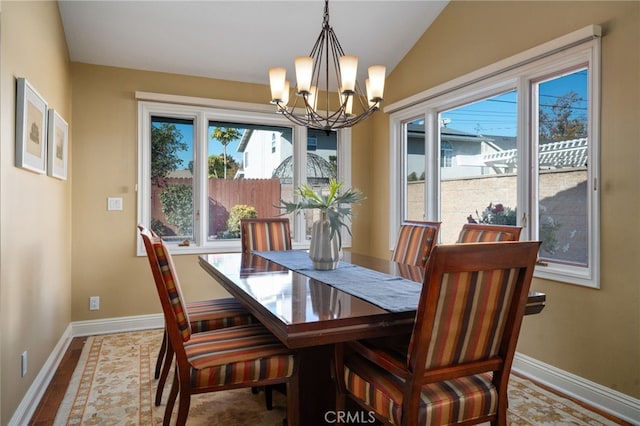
226 205 257 237
469 202 561 255
277 179 365 249
471 203 517 226
160 184 193 236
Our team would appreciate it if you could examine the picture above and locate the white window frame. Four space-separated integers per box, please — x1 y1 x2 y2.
387 25 601 288
136 92 352 255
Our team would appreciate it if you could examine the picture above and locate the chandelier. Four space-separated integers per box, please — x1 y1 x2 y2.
268 0 386 132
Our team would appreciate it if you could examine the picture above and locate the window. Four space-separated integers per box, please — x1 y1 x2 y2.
440 141 452 168
388 26 600 287
137 94 351 254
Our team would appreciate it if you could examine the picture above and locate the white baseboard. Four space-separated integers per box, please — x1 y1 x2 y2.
11 316 639 425
8 324 74 426
513 352 640 425
71 313 164 336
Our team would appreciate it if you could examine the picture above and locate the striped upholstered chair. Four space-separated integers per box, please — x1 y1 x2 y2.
139 226 299 426
457 223 522 243
392 221 441 267
241 217 292 253
240 217 292 409
334 241 540 426
148 229 255 407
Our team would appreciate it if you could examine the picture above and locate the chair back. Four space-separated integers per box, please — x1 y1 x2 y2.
408 241 540 388
138 226 192 343
392 221 441 267
456 223 522 243
240 218 292 253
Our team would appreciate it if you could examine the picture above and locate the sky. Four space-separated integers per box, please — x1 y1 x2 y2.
441 69 587 137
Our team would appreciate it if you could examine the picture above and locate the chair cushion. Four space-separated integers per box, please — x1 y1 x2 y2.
185 324 295 388
186 298 255 333
344 354 497 425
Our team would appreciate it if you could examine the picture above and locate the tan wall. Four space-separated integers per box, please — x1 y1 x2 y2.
70 64 276 322
360 1 640 398
0 1 72 423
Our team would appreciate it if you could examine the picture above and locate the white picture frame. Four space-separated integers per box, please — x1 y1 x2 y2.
15 77 48 174
47 109 69 180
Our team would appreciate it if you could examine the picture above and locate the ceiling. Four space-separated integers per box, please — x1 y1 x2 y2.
58 1 449 88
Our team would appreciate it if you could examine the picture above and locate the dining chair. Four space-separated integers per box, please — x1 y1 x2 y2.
146 228 255 407
392 221 441 267
139 226 299 426
240 217 292 253
456 223 522 243
334 240 541 426
240 217 292 409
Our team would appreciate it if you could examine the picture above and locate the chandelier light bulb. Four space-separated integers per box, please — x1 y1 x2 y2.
307 86 318 112
368 65 386 101
281 80 290 106
340 90 354 115
269 67 287 102
339 55 358 93
295 56 313 93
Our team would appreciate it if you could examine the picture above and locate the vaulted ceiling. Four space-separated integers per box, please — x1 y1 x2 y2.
58 1 448 87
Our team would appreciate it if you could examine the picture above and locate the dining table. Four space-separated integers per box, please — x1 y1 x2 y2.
199 250 546 425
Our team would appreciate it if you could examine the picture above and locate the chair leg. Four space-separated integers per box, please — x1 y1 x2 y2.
176 383 191 426
154 329 168 379
265 385 273 410
155 339 174 406
164 371 179 426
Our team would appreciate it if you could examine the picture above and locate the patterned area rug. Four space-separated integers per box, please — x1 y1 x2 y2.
53 329 623 425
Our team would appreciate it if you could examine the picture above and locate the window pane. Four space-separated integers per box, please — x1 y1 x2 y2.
536 69 588 266
303 129 338 240
439 91 518 243
208 122 293 240
150 116 195 242
405 119 426 222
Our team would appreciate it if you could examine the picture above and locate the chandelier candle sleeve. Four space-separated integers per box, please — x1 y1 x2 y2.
269 67 287 102
339 55 358 93
295 56 313 93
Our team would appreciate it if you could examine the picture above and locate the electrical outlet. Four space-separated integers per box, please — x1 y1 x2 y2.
89 296 100 311
21 351 27 377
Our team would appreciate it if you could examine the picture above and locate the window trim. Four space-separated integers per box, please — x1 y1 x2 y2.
136 93 352 255
388 25 601 288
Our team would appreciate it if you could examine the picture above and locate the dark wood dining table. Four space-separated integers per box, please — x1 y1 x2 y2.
199 250 546 425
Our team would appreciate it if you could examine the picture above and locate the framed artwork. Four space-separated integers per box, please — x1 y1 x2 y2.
47 109 69 180
15 78 48 174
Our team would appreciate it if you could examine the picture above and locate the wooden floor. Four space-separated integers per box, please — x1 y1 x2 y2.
29 335 631 425
29 336 87 426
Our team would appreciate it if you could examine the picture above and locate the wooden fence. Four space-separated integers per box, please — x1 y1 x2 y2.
151 178 282 237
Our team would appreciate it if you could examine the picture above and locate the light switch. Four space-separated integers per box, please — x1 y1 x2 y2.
107 197 123 211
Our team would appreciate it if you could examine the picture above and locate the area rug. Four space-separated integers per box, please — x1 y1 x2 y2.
53 329 624 425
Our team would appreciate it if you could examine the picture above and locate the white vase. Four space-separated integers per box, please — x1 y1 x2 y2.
309 212 341 270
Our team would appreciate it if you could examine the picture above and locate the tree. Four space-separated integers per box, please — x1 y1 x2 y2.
208 154 239 179
151 123 187 186
539 91 587 142
211 127 241 179
159 184 193 236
